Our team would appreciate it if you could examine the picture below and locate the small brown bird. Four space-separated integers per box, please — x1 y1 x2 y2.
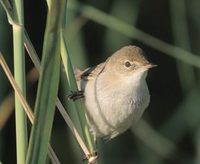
75 45 156 139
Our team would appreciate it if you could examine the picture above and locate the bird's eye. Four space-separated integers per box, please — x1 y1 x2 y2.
125 61 131 68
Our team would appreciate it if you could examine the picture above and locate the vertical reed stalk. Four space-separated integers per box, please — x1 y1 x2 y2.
12 0 27 163
60 31 96 154
26 0 66 163
170 0 196 93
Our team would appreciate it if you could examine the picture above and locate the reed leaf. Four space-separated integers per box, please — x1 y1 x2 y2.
26 1 66 163
60 30 96 154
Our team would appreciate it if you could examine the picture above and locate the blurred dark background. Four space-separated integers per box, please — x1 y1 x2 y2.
1 0 200 163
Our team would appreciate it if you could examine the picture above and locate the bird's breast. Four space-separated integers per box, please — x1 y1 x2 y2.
83 74 150 137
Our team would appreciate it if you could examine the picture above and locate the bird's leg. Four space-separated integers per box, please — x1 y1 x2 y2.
93 132 97 146
82 151 98 164
67 90 84 101
89 128 97 146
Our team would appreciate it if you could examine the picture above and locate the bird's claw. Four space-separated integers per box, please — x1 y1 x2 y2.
67 90 84 101
82 151 98 164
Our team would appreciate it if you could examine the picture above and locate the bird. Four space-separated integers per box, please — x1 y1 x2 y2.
73 45 156 139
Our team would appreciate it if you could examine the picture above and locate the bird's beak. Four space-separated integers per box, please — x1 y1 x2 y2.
143 63 157 69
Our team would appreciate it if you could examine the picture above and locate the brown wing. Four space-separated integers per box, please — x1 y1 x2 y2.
81 62 106 80
75 57 110 82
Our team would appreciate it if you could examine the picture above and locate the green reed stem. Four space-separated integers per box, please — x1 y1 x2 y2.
12 0 27 163
26 1 66 163
60 30 96 153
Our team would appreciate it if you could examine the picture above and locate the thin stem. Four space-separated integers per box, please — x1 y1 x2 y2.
0 53 60 164
1 0 94 163
24 30 91 158
60 30 96 154
12 0 27 163
170 0 196 93
68 2 200 68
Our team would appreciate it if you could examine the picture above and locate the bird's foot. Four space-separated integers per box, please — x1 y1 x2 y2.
67 90 84 101
82 151 98 164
